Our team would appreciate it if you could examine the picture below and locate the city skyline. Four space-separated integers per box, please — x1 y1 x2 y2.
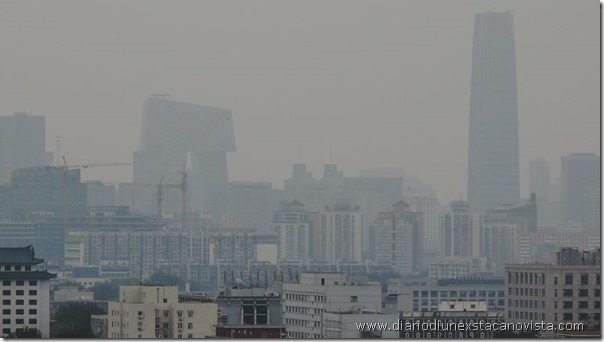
0 0 598 203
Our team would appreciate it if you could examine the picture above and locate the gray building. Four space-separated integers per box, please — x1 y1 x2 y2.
0 113 46 185
468 12 520 214
133 96 235 224
530 158 550 202
226 182 273 232
505 248 601 335
561 153 600 233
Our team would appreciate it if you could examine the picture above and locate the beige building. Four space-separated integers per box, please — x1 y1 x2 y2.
505 248 601 333
103 285 216 338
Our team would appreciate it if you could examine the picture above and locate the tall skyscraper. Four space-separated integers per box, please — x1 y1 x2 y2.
132 95 235 224
468 12 520 214
0 113 46 184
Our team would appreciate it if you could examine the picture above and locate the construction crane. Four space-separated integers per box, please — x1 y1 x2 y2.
59 156 131 226
130 171 186 230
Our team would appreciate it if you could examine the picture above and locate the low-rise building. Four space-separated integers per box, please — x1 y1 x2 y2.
0 245 56 338
322 311 399 338
103 285 217 338
505 247 601 336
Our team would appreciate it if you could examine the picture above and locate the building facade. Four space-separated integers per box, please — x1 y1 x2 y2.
0 246 56 338
0 113 46 184
439 200 480 257
467 11 520 214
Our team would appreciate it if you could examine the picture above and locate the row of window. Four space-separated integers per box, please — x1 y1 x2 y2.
552 301 600 310
509 272 601 286
1 309 37 315
1 318 37 325
1 290 37 296
509 287 545 297
1 265 35 271
551 288 600 298
283 293 326 302
1 280 37 286
1 299 37 305
412 290 504 298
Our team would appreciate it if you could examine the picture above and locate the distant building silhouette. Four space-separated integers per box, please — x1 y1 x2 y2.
561 153 600 233
0 113 46 184
468 12 520 213
132 96 235 224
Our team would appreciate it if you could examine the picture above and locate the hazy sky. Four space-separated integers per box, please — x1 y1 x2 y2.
0 0 598 203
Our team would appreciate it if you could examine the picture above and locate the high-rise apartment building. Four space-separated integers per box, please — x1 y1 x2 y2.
271 200 319 265
439 200 480 257
0 113 46 185
468 12 520 214
319 205 362 263
226 182 273 232
371 201 424 275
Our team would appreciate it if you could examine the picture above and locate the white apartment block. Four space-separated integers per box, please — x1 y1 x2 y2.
319 209 362 263
322 312 399 338
481 223 518 275
282 272 382 339
104 285 216 338
0 246 55 338
429 257 489 279
439 200 480 257
505 248 601 333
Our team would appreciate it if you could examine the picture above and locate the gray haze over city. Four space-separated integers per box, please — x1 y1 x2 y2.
0 0 598 202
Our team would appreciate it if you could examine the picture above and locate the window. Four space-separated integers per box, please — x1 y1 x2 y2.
29 280 37 286
16 300 24 305
29 309 37 315
2 319 10 325
29 290 37 296
2 289 11 296
595 289 601 297
2 299 10 305
29 300 37 305
16 319 24 324
16 290 24 296
188 334 193 338
187 323 193 329
554 277 558 285
597 274 601 285
177 323 183 329
16 309 24 315
351 296 358 302
578 301 588 309
2 328 10 335
187 311 194 318
565 274 573 285
413 291 418 298
14 266 21 271
2 280 10 286
579 289 589 297
563 313 573 321
563 301 573 309
563 289 573 297
16 280 24 286
581 274 589 285
4 266 11 271
24 266 31 271
177 311 183 318
2 309 10 315
163 310 169 318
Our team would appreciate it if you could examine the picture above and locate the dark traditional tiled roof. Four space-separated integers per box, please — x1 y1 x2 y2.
0 271 56 280
0 245 44 265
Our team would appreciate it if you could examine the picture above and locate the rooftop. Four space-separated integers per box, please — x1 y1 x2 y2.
0 245 44 265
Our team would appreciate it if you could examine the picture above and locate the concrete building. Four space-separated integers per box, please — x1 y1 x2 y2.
480 223 518 275
103 285 217 338
208 229 279 266
561 153 600 233
0 246 56 338
53 286 94 301
439 200 480 257
505 248 601 335
10 166 86 220
133 95 236 224
371 201 424 275
86 181 115 207
468 12 520 214
282 272 382 339
530 158 550 202
319 205 362 263
216 286 285 338
0 113 46 185
322 311 399 338
386 276 505 313
406 196 441 255
272 200 319 265
226 182 273 232
400 300 504 339
428 257 489 279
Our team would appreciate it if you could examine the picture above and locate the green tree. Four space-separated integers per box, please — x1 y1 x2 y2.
5 327 42 338
52 302 106 338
